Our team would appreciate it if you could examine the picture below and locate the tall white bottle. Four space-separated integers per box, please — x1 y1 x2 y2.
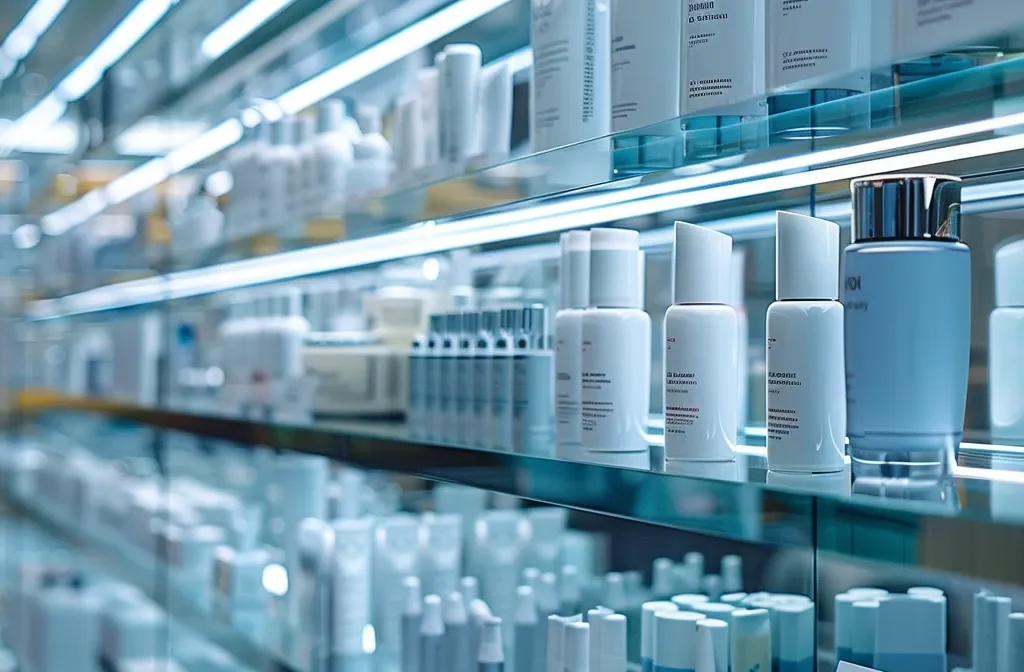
766 212 845 475
314 100 354 216
663 222 737 464
990 238 1024 442
555 231 590 460
352 105 393 196
265 117 300 233
580 228 651 464
262 286 310 384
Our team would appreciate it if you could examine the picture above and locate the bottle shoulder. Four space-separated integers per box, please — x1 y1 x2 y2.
664 303 736 322
767 300 843 317
582 307 651 324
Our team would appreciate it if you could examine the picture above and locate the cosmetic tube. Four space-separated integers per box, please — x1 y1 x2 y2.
455 312 479 446
536 572 561 670
435 52 449 169
601 575 627 613
654 610 703 672
990 238 1024 441
421 595 446 672
581 228 651 459
874 596 946 672
478 511 527 646
776 601 814 672
720 556 742 594
1009 613 1024 672
560 566 582 616
548 614 583 672
478 61 513 162
642 602 678 672
470 599 494 672
849 600 879 668
729 609 771 672
556 230 591 459
331 518 374 656
515 586 538 672
417 67 441 169
296 519 333 659
985 595 1012 672
844 175 969 485
393 94 424 182
402 578 423 672
425 314 446 440
695 619 728 672
664 222 737 464
766 212 845 477
601 613 627 672
681 0 767 160
974 590 992 672
588 607 613 672
565 622 591 672
684 553 704 583
376 516 422 652
446 592 474 672
527 508 567 574
479 616 505 672
473 311 499 447
422 513 463 598
512 305 555 455
442 44 482 163
835 591 886 665
441 312 465 443
490 308 518 451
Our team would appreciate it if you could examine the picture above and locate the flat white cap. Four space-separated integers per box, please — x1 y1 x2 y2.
697 602 735 625
421 594 445 636
995 237 1024 307
721 592 747 605
565 622 591 672
589 228 640 309
403 576 422 616
721 555 742 594
696 618 728 672
601 613 627 668
672 593 709 610
655 610 703 669
641 601 678 659
775 211 840 300
443 42 483 61
673 222 733 305
560 231 591 309
907 587 944 598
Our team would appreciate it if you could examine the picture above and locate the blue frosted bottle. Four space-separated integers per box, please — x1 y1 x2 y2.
842 175 970 489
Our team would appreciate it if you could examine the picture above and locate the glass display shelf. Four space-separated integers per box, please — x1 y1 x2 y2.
26 398 1024 585
31 52 1024 314
0 495 299 672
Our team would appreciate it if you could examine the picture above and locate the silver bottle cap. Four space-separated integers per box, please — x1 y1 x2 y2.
850 174 962 243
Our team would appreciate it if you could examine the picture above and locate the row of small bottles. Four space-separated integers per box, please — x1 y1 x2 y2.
407 307 554 454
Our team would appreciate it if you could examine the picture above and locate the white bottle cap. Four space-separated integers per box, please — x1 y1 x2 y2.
846 587 890 598
652 558 674 597
851 599 879 661
460 576 479 604
776 601 815 666
547 614 582 672
907 587 944 598
478 616 505 663
560 230 591 309
422 594 445 636
696 618 728 672
602 613 627 671
721 593 747 605
589 228 640 309
538 572 560 613
444 591 468 625
654 610 703 669
672 222 732 305
317 99 345 134
672 593 709 610
775 211 840 301
697 602 735 625
641 601 678 659
721 555 742 594
995 237 1024 307
444 42 483 60
560 565 581 607
565 621 591 672
515 585 537 625
403 576 422 616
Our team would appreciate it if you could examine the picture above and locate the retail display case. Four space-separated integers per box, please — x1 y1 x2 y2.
6 1 1024 671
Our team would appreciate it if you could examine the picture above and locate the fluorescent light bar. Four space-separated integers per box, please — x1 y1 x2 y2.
165 120 244 173
1 0 70 63
41 190 109 236
104 158 169 204
202 0 297 60
276 0 514 114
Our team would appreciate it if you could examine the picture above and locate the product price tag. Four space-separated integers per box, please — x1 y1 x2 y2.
837 663 881 672
270 376 319 425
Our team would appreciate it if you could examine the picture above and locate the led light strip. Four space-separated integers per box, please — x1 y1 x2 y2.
28 125 1024 321
202 0 298 60
0 0 70 79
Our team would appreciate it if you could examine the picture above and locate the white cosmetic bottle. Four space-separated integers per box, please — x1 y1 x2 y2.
265 117 300 233
478 61 513 163
663 222 737 464
766 212 846 477
442 43 482 165
373 515 422 652
420 513 463 598
332 518 374 657
580 228 651 463
440 312 462 443
314 100 355 215
418 66 441 170
456 312 478 445
990 238 1024 442
512 305 555 456
425 314 446 440
352 105 393 196
555 231 590 460
732 249 749 436
294 114 317 227
262 286 310 385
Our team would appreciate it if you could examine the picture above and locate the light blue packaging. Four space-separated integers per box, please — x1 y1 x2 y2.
489 309 518 452
512 306 555 456
844 176 969 485
424 314 446 440
456 312 479 446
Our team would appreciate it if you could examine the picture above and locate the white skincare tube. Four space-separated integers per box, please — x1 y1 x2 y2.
587 608 612 672
565 622 591 672
654 610 703 672
421 595 446 672
1009 613 1024 672
651 559 674 600
443 44 482 164
986 595 1012 672
990 238 1024 441
512 305 555 455
526 508 567 574
446 592 474 672
474 311 499 448
536 572 561 670
776 602 814 672
721 555 742 594
393 94 425 182
479 511 527 646
422 513 464 598
375 516 422 651
548 614 584 672
470 598 494 672
515 586 538 672
766 212 845 480
581 228 651 461
331 518 374 656
974 590 992 672
417 67 441 169
402 578 423 672
435 52 449 168
664 222 737 464
296 519 333 655
874 595 946 672
490 308 518 451
478 61 513 162
642 602 678 672
695 618 728 672
479 616 506 672
850 600 879 668
556 230 591 459
685 552 704 584
729 609 771 672
560 566 582 615
602 613 627 672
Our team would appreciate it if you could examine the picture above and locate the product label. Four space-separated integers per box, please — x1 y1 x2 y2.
684 0 765 115
513 351 555 455
764 303 845 471
610 0 682 131
490 350 515 450
555 318 583 445
766 0 870 92
663 308 737 461
894 0 1020 62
